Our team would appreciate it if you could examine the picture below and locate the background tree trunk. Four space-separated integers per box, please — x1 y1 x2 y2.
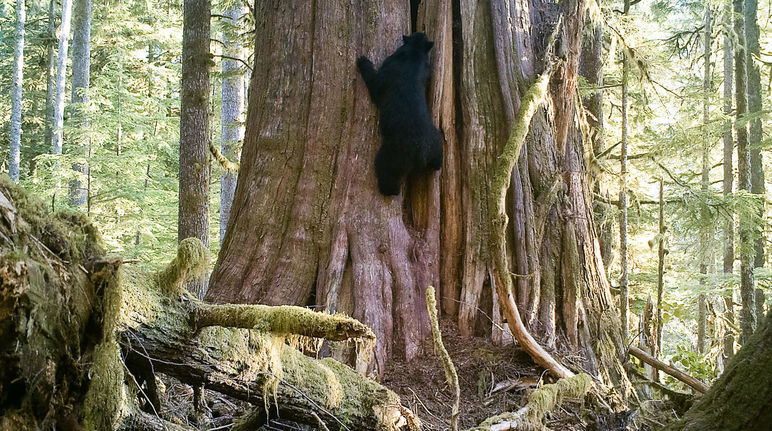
44 0 58 153
52 0 73 155
580 21 613 271
210 0 630 390
618 46 630 342
722 0 735 360
744 0 765 270
9 0 25 182
219 3 245 244
68 0 91 207
179 0 211 299
697 6 711 355
733 0 756 343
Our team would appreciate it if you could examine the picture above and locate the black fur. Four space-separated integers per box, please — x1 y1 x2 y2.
356 33 442 196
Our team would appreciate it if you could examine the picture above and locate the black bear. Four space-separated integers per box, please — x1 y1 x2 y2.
356 32 442 196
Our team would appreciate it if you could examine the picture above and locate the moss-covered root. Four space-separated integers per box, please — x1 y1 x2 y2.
426 286 460 431
471 373 593 431
195 302 376 343
156 237 209 295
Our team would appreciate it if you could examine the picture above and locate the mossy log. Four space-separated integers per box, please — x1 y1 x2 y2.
0 179 418 431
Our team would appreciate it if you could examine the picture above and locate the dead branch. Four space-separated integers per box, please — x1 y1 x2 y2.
629 346 708 393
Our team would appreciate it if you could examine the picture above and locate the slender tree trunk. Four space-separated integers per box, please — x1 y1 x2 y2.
9 0 25 182
734 0 756 344
52 0 73 155
619 48 630 342
219 4 245 244
744 0 765 270
68 0 91 207
656 178 665 355
697 6 711 355
44 0 58 153
179 0 211 300
581 22 613 270
722 0 735 360
209 0 631 391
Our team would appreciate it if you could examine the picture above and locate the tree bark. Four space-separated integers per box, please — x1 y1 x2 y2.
8 0 24 182
219 3 245 244
744 0 765 270
733 0 756 344
68 0 91 207
721 0 735 360
52 0 73 155
209 0 632 392
179 0 211 299
664 311 772 431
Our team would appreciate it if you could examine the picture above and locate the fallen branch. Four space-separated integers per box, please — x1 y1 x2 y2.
469 374 593 431
195 303 376 342
629 346 708 393
425 287 460 431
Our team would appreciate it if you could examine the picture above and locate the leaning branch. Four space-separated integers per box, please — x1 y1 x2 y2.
629 346 708 393
488 25 573 380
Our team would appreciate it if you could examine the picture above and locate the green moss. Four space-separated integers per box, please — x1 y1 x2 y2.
155 237 209 295
83 340 130 431
0 176 104 262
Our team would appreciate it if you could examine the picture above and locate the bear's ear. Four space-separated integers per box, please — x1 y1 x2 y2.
424 41 434 52
403 35 410 44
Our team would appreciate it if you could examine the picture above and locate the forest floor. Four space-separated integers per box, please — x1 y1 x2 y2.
382 319 589 431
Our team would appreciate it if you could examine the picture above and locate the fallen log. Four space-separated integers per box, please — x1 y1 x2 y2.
0 180 418 431
628 346 708 393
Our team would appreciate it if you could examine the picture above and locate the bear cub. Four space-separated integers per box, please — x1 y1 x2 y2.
356 32 442 196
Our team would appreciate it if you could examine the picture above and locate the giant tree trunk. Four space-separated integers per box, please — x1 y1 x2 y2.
178 0 211 299
9 0 24 182
209 0 631 391
664 311 772 431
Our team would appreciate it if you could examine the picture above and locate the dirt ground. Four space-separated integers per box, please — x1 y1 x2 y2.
382 319 588 431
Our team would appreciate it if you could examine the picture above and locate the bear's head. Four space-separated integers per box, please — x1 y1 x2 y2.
402 32 434 52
